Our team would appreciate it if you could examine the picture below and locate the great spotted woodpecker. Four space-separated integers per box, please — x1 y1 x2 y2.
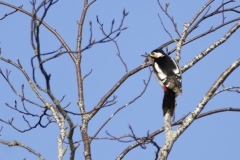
142 48 182 116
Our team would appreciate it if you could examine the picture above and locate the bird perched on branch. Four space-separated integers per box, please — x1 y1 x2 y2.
142 48 182 116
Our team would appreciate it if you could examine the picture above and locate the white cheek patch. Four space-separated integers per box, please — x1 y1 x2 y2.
152 52 164 58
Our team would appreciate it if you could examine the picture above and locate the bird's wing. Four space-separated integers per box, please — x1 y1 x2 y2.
154 62 167 81
171 57 182 94
171 57 181 78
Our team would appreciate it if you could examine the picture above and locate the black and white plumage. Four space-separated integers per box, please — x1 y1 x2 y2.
143 48 182 116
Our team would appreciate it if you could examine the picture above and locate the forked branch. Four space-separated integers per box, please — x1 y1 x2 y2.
159 58 240 159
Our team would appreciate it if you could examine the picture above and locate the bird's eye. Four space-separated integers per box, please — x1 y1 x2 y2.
151 52 155 55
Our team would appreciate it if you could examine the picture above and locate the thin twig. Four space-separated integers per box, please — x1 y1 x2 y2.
222 0 226 24
212 86 240 98
157 0 180 37
83 69 93 80
91 69 152 141
0 6 21 20
0 1 75 60
116 107 240 160
157 13 173 39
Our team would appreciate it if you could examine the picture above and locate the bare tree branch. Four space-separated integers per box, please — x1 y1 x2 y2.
116 106 240 160
157 1 181 37
1 1 240 160
212 85 240 98
76 0 97 57
0 140 45 160
0 1 75 60
181 22 240 73
0 5 21 20
158 13 173 39
98 19 129 72
75 1 97 160
83 69 93 80
188 0 214 27
28 2 77 158
81 11 128 52
91 69 152 141
46 103 68 160
160 58 240 159
171 17 240 54
186 3 240 37
0 108 53 133
89 61 151 119
0 68 44 108
0 57 47 104
151 140 161 160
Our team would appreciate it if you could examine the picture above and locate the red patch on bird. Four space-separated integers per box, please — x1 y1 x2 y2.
162 86 167 92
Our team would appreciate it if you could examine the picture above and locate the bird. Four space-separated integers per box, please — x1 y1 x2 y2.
142 48 182 116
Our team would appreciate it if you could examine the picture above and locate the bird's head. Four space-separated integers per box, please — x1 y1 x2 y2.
142 48 166 61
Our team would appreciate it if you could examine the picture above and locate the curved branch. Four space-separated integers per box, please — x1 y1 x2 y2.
0 1 75 61
0 108 53 133
157 0 181 37
91 69 152 141
90 62 152 119
160 58 240 159
116 106 240 160
0 5 20 20
0 139 45 160
170 17 240 54
0 56 47 104
212 85 240 98
187 2 240 37
0 69 44 108
188 0 214 28
181 22 240 73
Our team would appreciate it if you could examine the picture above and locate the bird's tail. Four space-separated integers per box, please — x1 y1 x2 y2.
162 89 176 116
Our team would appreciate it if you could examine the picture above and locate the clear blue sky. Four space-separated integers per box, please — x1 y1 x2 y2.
0 0 240 160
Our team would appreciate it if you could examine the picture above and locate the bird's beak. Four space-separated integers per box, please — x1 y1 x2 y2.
141 53 149 57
